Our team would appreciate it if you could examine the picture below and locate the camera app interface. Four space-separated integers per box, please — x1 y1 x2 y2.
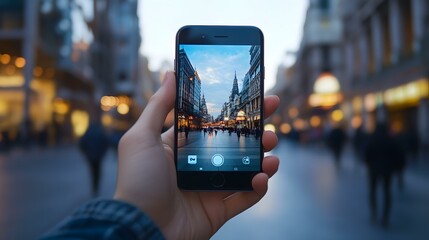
177 44 262 171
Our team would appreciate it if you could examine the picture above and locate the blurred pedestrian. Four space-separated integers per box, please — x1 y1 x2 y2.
236 128 241 139
326 126 346 167
288 127 300 142
353 125 367 161
110 129 126 152
402 129 419 161
392 131 409 190
79 114 110 196
0 130 11 152
37 127 49 148
364 123 405 228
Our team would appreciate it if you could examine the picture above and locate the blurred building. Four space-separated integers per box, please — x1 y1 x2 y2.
269 0 344 141
91 0 142 132
340 0 429 151
271 0 429 152
0 0 94 146
0 0 159 149
91 0 140 96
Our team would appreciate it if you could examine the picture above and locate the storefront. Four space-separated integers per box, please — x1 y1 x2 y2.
176 113 201 130
0 54 56 144
0 52 97 146
346 79 429 143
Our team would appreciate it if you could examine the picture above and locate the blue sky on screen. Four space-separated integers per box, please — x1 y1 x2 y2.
180 45 252 117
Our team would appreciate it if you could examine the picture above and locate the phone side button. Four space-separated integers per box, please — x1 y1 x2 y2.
210 173 225 188
263 66 265 79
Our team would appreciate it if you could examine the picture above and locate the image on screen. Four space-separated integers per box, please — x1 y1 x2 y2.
177 44 262 171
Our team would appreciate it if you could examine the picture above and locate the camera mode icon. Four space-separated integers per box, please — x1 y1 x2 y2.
188 155 197 164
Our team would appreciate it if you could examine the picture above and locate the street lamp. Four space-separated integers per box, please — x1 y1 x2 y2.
308 72 342 108
236 110 246 128
178 115 185 128
224 116 229 127
189 116 193 129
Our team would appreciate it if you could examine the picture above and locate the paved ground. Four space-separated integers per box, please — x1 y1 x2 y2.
0 139 428 239
212 139 429 240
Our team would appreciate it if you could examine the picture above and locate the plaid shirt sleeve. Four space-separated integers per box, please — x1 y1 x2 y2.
40 199 165 240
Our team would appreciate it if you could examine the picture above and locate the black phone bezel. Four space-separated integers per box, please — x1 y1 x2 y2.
174 25 264 191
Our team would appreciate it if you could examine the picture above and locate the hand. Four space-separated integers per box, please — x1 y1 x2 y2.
114 72 280 239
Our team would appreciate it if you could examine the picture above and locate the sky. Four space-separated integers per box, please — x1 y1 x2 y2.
181 45 251 117
71 0 93 42
139 0 308 91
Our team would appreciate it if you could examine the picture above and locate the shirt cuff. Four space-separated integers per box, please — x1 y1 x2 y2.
78 199 163 237
43 199 165 239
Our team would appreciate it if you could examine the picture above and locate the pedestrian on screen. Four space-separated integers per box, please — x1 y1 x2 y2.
79 114 110 196
255 127 261 140
185 126 189 139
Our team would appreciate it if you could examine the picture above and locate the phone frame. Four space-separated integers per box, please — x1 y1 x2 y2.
174 25 264 191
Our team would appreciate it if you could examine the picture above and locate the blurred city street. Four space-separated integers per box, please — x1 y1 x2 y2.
1 139 428 239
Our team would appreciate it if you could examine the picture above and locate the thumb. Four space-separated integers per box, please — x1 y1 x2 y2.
135 71 176 134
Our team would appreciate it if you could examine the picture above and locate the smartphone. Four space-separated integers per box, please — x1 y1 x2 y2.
174 25 264 190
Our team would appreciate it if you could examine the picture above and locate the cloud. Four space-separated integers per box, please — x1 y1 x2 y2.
206 102 222 117
200 67 221 84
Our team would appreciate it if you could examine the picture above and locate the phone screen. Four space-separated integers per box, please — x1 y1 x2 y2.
176 44 262 172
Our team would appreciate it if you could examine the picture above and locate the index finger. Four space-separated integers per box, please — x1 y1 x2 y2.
264 95 280 119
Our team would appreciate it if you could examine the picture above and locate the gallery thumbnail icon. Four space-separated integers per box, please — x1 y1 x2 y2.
242 156 250 165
